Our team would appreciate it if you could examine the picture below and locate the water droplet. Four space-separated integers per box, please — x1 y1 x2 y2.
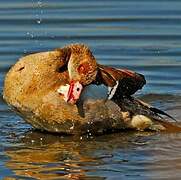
36 19 41 24
27 32 34 38
37 1 42 7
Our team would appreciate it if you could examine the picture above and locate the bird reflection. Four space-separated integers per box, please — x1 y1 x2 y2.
5 130 152 179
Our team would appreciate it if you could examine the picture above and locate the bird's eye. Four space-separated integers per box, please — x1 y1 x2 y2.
77 88 80 91
78 64 85 74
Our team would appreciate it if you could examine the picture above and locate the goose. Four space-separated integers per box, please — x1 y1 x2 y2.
3 43 180 134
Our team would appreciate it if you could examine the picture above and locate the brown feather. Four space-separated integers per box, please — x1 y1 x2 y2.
96 64 146 96
98 68 117 87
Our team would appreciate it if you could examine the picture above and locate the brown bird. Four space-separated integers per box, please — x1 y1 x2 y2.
55 43 146 103
3 43 180 134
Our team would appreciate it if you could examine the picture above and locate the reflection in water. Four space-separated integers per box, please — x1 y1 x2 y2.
5 131 154 179
5 133 94 179
4 130 181 179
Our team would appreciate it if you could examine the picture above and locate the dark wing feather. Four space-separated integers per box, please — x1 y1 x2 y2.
135 99 177 122
96 64 176 122
94 64 146 96
113 96 177 122
93 64 177 123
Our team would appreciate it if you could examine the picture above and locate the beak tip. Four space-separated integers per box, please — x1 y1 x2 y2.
66 81 83 104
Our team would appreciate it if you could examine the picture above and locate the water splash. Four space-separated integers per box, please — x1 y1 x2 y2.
24 0 45 52
26 32 34 38
35 1 43 24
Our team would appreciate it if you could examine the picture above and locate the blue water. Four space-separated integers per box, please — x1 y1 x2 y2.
0 0 181 179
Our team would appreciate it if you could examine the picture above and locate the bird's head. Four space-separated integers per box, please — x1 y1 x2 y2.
57 44 98 104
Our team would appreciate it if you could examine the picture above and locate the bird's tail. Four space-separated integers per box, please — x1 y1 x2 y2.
115 96 181 132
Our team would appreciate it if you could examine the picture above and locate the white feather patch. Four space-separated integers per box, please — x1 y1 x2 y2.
107 81 119 100
57 84 70 102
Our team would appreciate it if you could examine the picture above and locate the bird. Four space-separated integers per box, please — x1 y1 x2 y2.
55 43 146 104
3 43 180 134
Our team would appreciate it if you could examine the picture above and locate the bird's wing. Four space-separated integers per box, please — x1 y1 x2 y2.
135 99 177 122
93 64 146 96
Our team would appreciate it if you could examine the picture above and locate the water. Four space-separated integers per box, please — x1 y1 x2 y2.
0 0 181 179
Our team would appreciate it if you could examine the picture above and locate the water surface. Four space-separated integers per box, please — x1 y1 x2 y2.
0 0 181 179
